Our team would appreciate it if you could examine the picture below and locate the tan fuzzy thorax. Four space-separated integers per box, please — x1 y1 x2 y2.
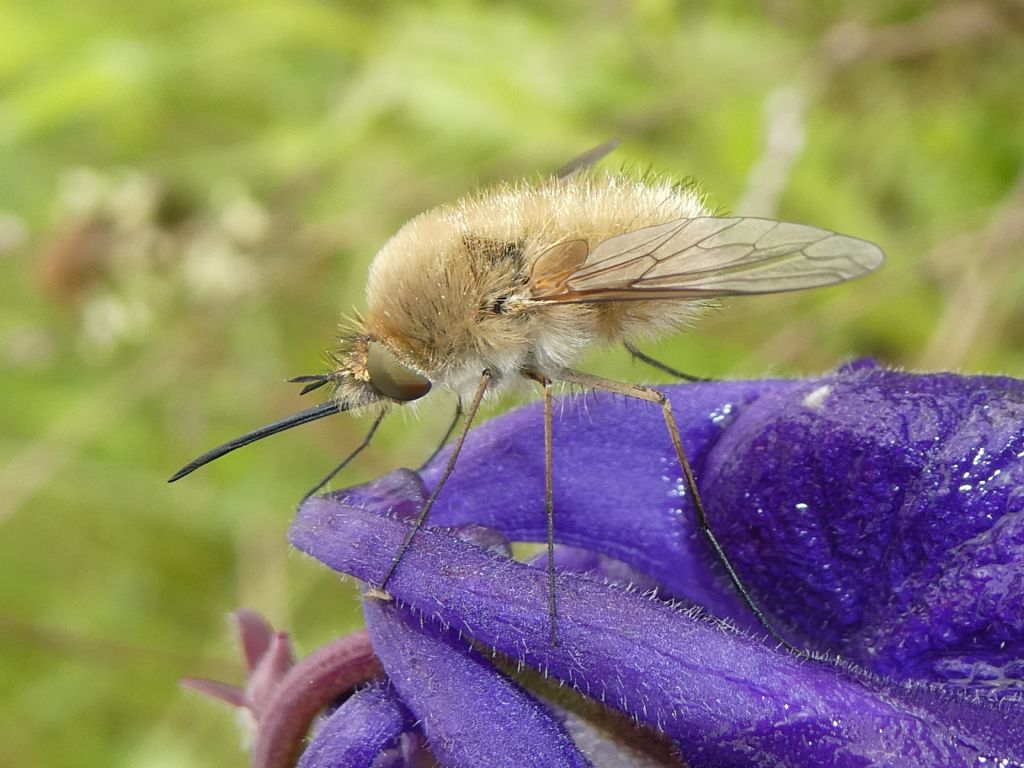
349 172 710 397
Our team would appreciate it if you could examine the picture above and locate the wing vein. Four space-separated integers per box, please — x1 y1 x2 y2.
529 216 883 303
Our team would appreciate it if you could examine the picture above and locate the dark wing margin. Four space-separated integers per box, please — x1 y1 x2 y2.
528 217 884 302
554 140 620 180
529 239 589 296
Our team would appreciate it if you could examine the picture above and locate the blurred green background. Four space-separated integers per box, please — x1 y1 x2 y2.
1 1 1022 765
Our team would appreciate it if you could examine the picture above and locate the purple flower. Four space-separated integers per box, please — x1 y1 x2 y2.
190 363 1024 766
182 611 385 768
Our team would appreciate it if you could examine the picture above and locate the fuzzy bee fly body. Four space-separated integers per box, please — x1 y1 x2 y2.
171 142 883 650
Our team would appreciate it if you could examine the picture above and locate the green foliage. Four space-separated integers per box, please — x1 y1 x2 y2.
1 1 1021 765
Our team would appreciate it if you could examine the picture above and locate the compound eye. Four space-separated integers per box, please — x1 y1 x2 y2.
366 342 432 402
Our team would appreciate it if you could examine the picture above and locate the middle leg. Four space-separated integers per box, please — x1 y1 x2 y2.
525 370 560 646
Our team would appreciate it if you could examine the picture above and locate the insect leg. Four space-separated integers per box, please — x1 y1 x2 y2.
376 370 492 593
623 341 708 383
556 368 800 654
419 401 464 470
524 370 560 645
298 409 387 508
520 376 561 647
539 375 559 646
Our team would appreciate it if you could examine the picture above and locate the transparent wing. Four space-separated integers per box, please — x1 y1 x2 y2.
529 217 884 302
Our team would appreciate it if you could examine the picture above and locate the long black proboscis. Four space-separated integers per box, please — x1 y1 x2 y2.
168 401 343 482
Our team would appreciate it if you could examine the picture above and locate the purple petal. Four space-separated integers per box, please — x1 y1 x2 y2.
251 631 383 768
235 609 276 671
334 379 799 629
330 367 1024 685
423 378 793 622
702 367 1024 682
179 677 247 708
247 632 296 720
363 597 593 768
297 682 409 768
291 498 1024 766
298 368 1024 764
526 546 660 592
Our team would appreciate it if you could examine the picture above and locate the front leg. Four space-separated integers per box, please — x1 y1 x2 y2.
373 370 492 597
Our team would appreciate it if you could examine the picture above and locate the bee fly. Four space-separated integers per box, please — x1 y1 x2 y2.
170 142 884 650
